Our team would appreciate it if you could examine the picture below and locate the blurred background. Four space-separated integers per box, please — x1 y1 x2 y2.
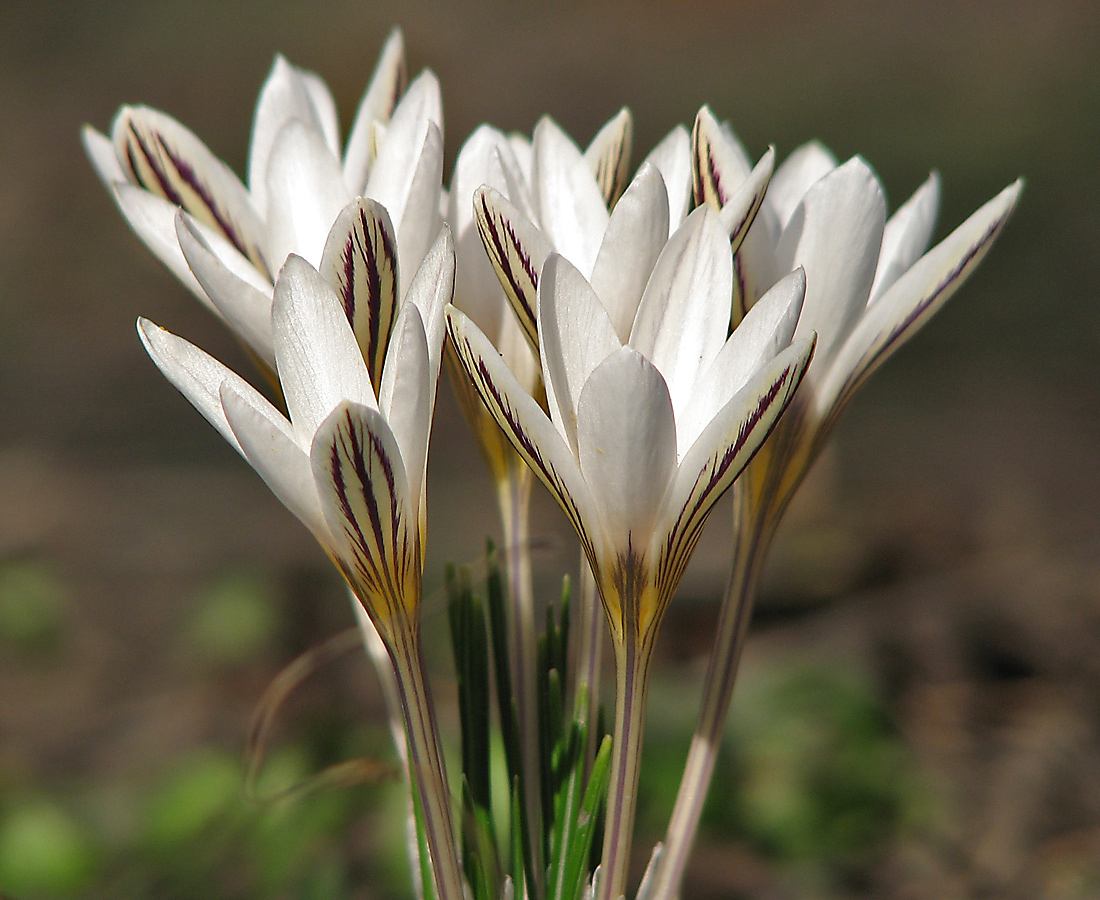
1 0 1099 897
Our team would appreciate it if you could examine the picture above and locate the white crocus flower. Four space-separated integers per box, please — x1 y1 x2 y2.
448 203 815 900
649 107 1023 900
138 234 464 900
83 29 444 370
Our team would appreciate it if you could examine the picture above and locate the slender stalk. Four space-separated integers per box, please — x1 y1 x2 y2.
388 626 466 900
597 631 654 900
575 558 603 769
648 489 773 900
495 458 544 897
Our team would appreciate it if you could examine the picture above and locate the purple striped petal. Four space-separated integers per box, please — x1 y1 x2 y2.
584 108 633 209
692 105 753 210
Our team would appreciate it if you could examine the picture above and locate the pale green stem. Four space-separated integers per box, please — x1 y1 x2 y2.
495 459 544 897
575 557 602 769
648 490 773 900
388 626 466 900
597 631 654 900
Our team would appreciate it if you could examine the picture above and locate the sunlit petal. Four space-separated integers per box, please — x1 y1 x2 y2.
344 28 406 194
869 171 940 303
584 107 633 209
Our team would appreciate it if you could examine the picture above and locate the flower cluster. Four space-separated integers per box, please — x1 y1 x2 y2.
87 28 1019 900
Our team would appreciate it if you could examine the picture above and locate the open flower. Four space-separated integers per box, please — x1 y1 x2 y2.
648 108 1023 900
84 29 444 369
448 201 814 900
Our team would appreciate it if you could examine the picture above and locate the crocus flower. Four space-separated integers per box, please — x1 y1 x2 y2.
649 107 1022 899
139 235 464 900
84 29 444 370
448 200 815 900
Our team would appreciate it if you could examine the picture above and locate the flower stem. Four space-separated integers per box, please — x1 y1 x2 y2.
388 627 466 900
575 557 603 767
648 491 770 900
597 631 654 900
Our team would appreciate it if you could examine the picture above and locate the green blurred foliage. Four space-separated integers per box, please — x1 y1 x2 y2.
0 559 69 651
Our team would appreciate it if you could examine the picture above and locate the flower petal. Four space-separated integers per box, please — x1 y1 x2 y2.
175 212 276 365
318 197 399 389
576 348 677 556
642 124 693 231
273 255 376 443
220 382 327 538
112 106 267 273
677 267 806 452
692 105 752 209
590 163 670 343
767 141 837 228
531 116 610 276
474 185 553 350
82 125 126 186
779 156 886 367
400 225 454 408
584 108 633 209
311 401 419 626
392 122 444 290
652 337 814 603
264 120 350 269
629 206 732 413
869 171 940 304
719 147 775 255
817 180 1021 422
446 306 600 565
538 254 621 453
344 28 406 194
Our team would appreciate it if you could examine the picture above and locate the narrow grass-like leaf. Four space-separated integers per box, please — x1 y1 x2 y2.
560 734 612 900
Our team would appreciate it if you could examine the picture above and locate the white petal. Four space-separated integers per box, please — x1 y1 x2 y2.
641 125 692 231
629 206 732 413
531 116 610 276
112 105 267 273
576 348 677 554
248 56 334 217
400 225 454 406
220 382 327 538
817 180 1021 421
273 255 376 443
378 304 431 516
719 147 775 254
300 69 341 156
264 120 350 268
677 267 806 452
538 254 621 453
175 212 276 366
82 125 126 186
651 337 814 598
393 123 444 289
869 172 941 303
446 306 600 563
780 156 886 367
344 28 406 194
584 107 633 208
311 401 419 624
590 163 670 343
767 141 838 228
318 197 399 389
114 184 209 306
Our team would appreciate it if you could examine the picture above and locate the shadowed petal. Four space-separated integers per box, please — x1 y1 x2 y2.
318 198 399 389
780 156 886 366
719 147 775 254
538 254 621 452
311 401 418 626
869 172 941 304
629 206 732 413
392 123 444 287
532 116 610 275
474 185 553 350
113 106 267 272
344 28 406 194
692 106 752 209
400 225 454 407
576 348 677 555
273 256 376 443
584 108 633 209
818 180 1021 422
590 163 670 343
642 125 692 231
767 141 837 228
176 212 276 366
651 337 814 604
82 125 126 186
